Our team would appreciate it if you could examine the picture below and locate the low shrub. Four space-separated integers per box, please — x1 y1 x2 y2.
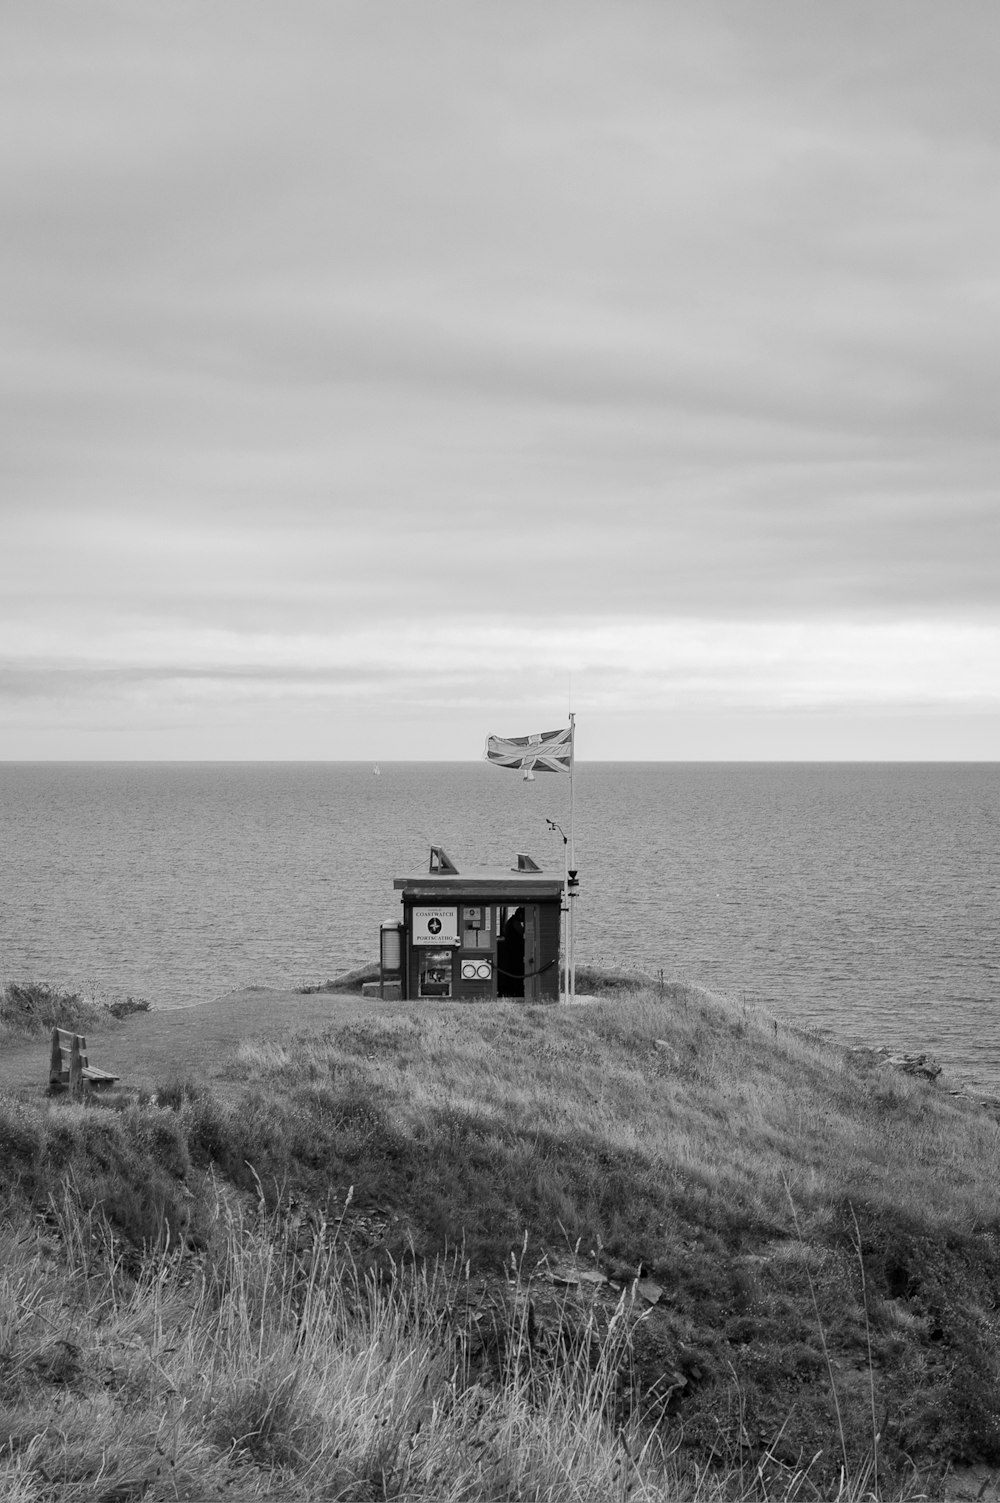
0 982 109 1036
106 995 151 1019
0 981 148 1037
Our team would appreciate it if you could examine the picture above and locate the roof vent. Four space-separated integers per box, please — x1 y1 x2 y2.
515 853 541 872
428 845 459 874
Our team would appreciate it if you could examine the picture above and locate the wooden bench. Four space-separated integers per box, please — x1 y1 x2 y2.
49 1028 119 1094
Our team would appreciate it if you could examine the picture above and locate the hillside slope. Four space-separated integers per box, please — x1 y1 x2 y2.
2 976 1000 1499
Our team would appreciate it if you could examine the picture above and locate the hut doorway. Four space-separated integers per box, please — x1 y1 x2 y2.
498 904 542 1001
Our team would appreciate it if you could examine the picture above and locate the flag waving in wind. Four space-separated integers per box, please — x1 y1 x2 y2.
484 725 573 780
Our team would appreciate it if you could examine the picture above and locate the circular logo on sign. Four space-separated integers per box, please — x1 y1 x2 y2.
427 916 442 935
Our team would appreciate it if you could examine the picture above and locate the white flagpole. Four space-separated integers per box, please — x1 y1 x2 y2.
561 831 569 1005
568 711 576 1002
546 815 569 1004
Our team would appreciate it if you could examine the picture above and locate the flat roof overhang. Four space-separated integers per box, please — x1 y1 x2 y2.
393 869 564 901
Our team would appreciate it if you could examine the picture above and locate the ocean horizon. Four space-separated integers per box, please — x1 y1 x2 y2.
2 760 997 1092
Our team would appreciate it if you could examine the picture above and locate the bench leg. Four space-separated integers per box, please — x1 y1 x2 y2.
69 1037 83 1094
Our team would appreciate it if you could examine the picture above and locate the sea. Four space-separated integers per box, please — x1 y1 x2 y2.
1 762 997 1092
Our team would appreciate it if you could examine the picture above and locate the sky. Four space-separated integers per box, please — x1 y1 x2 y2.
3 2 999 761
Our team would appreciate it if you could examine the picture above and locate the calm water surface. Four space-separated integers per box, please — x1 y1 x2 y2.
1 762 997 1090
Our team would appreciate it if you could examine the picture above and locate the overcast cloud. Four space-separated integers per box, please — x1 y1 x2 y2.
3 1 999 759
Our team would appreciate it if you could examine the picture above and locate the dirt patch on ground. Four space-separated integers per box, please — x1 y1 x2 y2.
0 987 422 1099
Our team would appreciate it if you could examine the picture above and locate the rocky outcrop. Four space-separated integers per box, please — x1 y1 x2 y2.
881 1050 943 1081
851 1044 943 1082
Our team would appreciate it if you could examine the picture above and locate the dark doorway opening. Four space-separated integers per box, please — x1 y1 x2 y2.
497 905 525 998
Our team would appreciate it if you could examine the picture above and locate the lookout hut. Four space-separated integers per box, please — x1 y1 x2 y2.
382 845 563 1003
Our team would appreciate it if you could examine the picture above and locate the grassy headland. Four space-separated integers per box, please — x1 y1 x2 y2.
2 974 1000 1500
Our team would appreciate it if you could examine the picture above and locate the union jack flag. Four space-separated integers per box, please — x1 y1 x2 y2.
484 725 573 778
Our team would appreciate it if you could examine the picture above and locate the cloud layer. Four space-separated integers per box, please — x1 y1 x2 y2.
3 2 999 757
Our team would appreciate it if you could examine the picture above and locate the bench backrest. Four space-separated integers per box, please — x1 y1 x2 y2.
50 1028 89 1091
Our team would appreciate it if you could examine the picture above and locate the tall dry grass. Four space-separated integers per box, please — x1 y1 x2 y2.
0 1174 908 1502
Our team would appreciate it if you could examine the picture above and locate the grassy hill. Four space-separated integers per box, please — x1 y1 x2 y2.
2 974 1000 1500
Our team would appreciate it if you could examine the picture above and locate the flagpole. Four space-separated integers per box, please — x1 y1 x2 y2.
560 827 569 1006
568 711 576 1003
546 816 570 1004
